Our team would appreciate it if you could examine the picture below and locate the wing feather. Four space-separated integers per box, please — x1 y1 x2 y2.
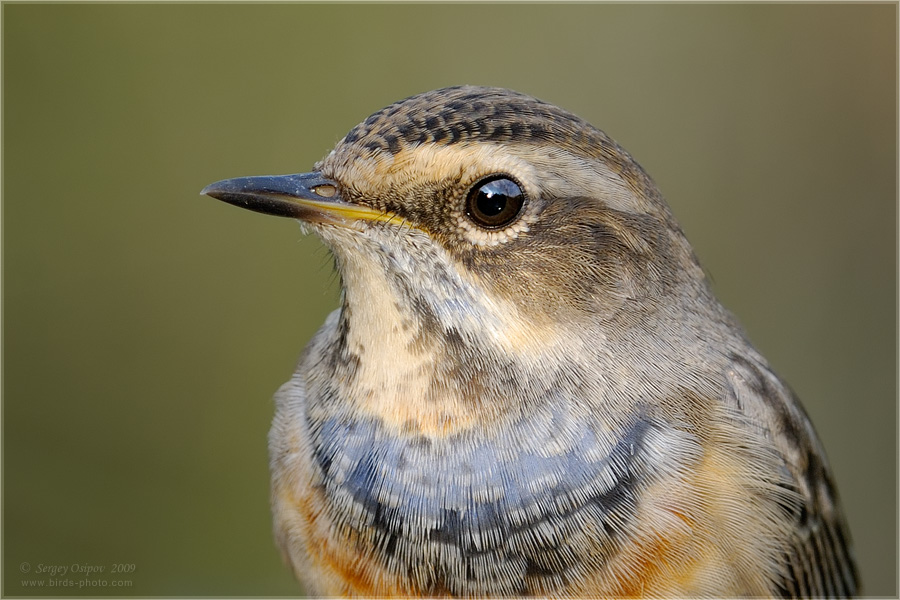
726 353 859 597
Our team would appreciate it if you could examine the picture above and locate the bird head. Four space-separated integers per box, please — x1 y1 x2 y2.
203 86 730 431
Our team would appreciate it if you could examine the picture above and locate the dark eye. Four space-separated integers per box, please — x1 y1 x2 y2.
465 175 526 229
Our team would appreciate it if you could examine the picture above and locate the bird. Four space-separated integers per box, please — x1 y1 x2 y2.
201 86 858 598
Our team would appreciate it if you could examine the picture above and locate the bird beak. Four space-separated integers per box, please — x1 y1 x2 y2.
201 172 393 227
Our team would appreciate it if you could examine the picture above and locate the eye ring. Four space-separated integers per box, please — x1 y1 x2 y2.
464 175 526 229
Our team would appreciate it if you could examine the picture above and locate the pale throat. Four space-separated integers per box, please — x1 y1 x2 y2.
329 245 557 436
332 246 481 436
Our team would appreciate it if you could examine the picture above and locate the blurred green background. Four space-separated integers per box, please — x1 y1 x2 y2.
3 3 895 597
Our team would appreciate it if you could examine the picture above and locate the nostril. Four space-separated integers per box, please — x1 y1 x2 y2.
312 185 337 198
